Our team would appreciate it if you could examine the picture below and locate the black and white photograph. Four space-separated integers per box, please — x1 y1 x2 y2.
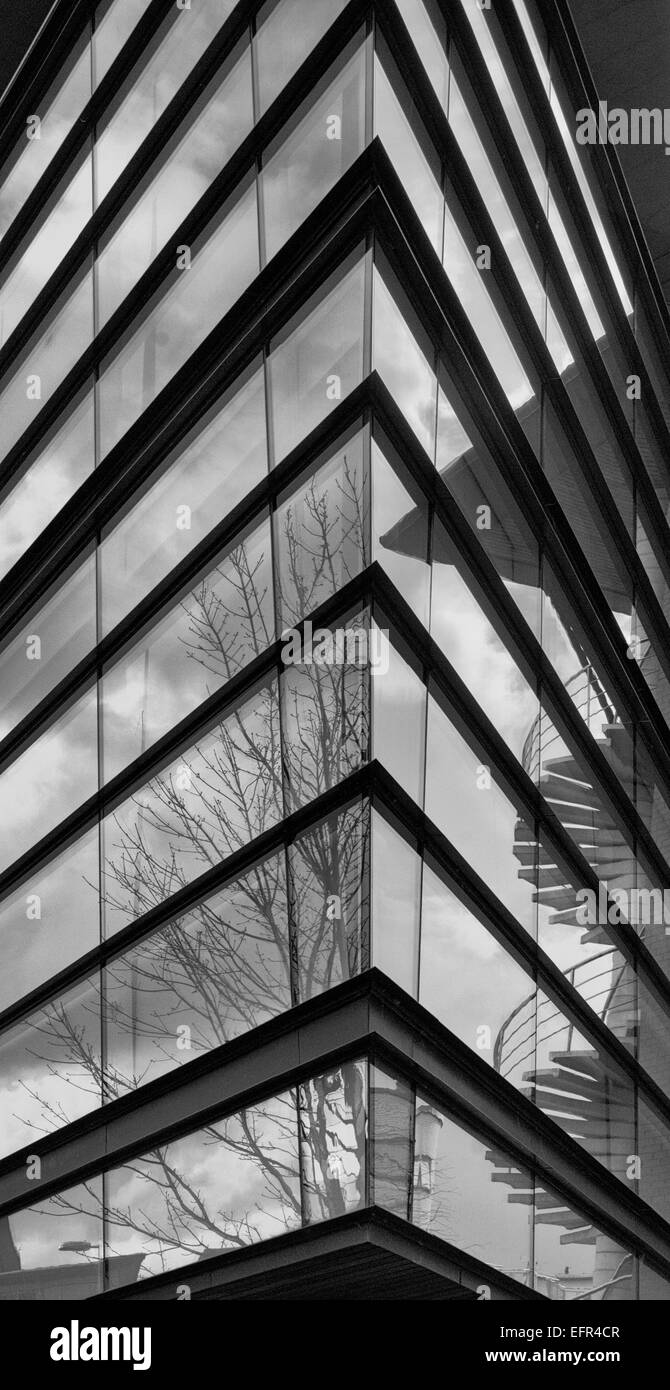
0 0 668 1366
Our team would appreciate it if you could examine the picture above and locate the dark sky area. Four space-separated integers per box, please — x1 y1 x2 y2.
0 0 52 100
0 0 668 308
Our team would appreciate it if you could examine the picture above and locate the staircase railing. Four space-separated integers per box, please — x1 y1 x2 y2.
521 663 617 782
494 950 634 1078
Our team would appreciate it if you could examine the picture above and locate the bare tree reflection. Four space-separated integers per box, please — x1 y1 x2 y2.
7 449 371 1282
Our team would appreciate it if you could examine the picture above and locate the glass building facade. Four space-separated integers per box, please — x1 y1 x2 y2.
1 0 670 1300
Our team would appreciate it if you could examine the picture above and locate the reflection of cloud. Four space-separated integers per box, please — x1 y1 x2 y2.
0 161 92 348
0 831 98 1012
0 690 98 873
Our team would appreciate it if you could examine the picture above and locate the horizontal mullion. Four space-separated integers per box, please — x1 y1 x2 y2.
0 763 374 1037
485 0 670 493
0 977 375 1213
369 151 670 769
382 4 670 598
0 0 366 382
0 971 668 1283
0 155 379 632
0 564 373 898
97 1206 542 1302
0 123 376 540
540 0 670 364
1 157 670 917
0 390 371 767
369 380 670 895
0 0 92 149
372 756 670 1182
0 0 179 276
370 559 670 1011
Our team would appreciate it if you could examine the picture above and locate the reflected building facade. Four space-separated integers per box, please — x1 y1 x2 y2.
1 0 670 1301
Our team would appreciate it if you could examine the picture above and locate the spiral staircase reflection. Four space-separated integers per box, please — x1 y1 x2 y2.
489 665 644 1300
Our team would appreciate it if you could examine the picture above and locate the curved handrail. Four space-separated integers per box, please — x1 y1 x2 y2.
494 949 634 1076
521 662 617 781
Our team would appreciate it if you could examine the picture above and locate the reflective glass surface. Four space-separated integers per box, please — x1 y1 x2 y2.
101 516 274 781
0 687 98 874
274 428 369 631
290 799 370 1001
0 31 92 241
0 829 99 1013
255 0 349 115
101 677 282 936
0 154 93 349
99 363 268 632
0 390 94 582
411 1094 533 1281
2 1179 105 1300
98 179 259 457
0 976 101 1161
268 253 367 465
94 0 238 205
104 850 291 1095
97 42 254 325
0 271 94 466
261 42 367 262
0 552 96 741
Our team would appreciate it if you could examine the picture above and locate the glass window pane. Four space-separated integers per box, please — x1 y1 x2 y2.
104 850 291 1095
281 610 369 811
393 0 449 110
99 363 268 632
372 434 430 628
461 0 603 340
268 252 367 465
419 860 533 1072
274 427 369 631
447 67 553 352
0 389 94 583
372 629 426 805
0 34 92 240
442 199 534 411
0 976 101 1162
435 371 543 641
501 984 637 1188
373 269 437 459
97 42 254 326
640 1263 670 1300
430 519 538 765
261 42 367 262
1 1179 104 1300
638 977 670 1096
534 1180 636 1301
0 687 98 874
255 0 348 115
425 690 537 938
289 799 370 1001
638 1101 670 1224
0 270 94 467
0 552 96 741
0 829 99 1012
94 0 239 204
372 812 420 995
0 154 93 349
98 180 259 458
105 1089 301 1285
371 1065 413 1218
412 1096 533 1282
92 0 150 86
300 1060 367 1222
101 516 275 781
374 51 444 255
101 678 283 936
